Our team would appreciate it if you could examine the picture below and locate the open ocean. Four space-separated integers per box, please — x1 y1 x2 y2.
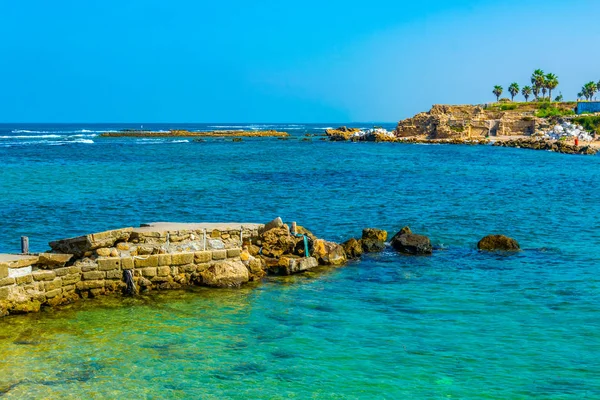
0 123 599 399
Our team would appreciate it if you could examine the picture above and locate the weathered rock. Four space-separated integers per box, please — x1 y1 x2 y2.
390 227 432 255
261 217 284 233
312 239 347 266
37 253 73 268
200 260 249 287
477 235 520 251
260 227 297 258
359 228 387 253
342 238 363 259
49 228 133 257
362 228 388 242
96 248 112 257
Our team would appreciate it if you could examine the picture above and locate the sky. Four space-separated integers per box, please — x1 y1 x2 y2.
0 0 599 123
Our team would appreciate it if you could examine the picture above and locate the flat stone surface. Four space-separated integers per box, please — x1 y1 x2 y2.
134 222 262 233
0 254 39 268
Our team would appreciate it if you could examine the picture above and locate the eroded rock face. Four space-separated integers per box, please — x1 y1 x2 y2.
390 227 432 255
361 228 387 253
312 239 347 266
200 260 250 287
342 238 363 259
49 228 133 257
477 235 520 251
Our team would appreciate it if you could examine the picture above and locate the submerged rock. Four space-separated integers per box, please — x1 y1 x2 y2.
477 235 520 251
200 260 250 287
312 239 347 266
390 226 432 255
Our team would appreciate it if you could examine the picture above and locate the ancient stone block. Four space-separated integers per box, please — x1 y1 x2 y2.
76 280 105 290
121 257 134 270
16 275 33 285
63 285 75 293
116 242 130 251
157 266 170 276
68 266 82 275
89 288 105 297
38 253 73 269
196 263 210 272
62 274 81 286
45 288 62 299
141 267 157 277
0 287 9 300
78 260 98 272
171 252 194 265
194 251 211 263
180 264 196 273
212 250 227 260
106 270 121 279
32 270 57 281
49 227 133 256
211 229 221 238
98 257 121 271
158 254 172 266
54 267 70 277
0 263 9 279
134 255 158 268
227 248 241 258
151 276 170 283
45 278 62 291
83 271 106 280
0 277 15 286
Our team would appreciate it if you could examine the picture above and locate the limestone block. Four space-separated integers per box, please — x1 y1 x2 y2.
62 274 81 286
194 251 211 263
196 263 210 272
54 267 70 277
49 227 133 256
121 257 134 270
45 278 62 291
36 253 73 269
83 271 106 280
67 266 82 275
8 266 32 278
6 256 39 269
106 270 121 279
98 257 121 271
141 267 157 277
0 287 9 300
150 276 170 283
180 264 196 273
96 248 111 257
62 285 75 293
32 270 57 281
158 254 172 266
76 280 105 290
212 250 227 260
200 260 249 288
16 275 33 285
157 266 170 276
0 263 8 279
211 229 221 238
45 289 62 299
134 255 158 268
171 252 194 265
227 248 241 258
116 242 130 251
0 277 15 286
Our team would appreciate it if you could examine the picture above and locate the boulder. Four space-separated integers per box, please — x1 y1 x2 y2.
477 235 520 251
342 238 363 259
200 260 250 287
312 239 347 266
261 217 283 233
36 253 73 269
390 226 432 255
362 228 387 242
260 227 297 258
361 228 387 253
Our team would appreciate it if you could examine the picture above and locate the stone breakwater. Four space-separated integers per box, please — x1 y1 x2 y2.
493 138 597 155
0 219 521 318
100 130 288 138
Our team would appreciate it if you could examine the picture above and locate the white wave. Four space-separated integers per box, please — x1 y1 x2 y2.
73 139 94 144
171 140 189 143
0 134 62 139
72 134 98 138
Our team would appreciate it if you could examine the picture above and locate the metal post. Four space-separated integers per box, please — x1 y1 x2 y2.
21 236 29 254
291 222 297 235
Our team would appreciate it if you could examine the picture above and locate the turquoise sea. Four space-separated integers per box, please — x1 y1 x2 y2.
0 123 599 399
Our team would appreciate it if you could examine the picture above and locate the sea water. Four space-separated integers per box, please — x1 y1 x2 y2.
0 123 599 398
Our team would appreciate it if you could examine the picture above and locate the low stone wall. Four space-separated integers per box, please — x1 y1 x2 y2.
0 223 262 317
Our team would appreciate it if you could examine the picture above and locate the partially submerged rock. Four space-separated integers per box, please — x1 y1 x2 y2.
342 238 363 259
361 228 387 253
390 226 432 255
200 260 250 287
312 239 347 266
477 235 520 251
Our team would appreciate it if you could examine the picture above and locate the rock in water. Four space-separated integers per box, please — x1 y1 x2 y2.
200 260 250 287
361 228 387 253
342 238 363 259
477 235 520 251
390 226 432 255
312 239 347 266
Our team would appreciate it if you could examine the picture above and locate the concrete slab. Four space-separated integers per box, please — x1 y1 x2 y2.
134 222 262 233
0 254 39 268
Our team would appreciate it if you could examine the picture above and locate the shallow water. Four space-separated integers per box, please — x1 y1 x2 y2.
0 124 599 398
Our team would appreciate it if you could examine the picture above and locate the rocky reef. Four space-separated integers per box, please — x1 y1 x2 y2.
493 138 597 155
100 130 288 138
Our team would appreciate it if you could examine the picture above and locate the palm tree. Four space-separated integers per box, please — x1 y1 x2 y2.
545 73 559 101
582 82 597 100
578 92 584 101
508 83 519 101
493 85 503 102
531 69 545 100
521 86 532 102
597 80 600 93
541 86 548 100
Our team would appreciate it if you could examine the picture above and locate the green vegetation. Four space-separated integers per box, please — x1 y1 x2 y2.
572 115 600 135
492 85 503 101
535 102 575 118
499 103 518 111
508 83 519 101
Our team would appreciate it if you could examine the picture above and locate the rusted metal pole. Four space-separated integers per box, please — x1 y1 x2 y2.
21 236 29 254
291 222 297 235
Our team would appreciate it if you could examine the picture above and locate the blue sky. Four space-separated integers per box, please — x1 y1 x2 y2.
1 0 599 122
